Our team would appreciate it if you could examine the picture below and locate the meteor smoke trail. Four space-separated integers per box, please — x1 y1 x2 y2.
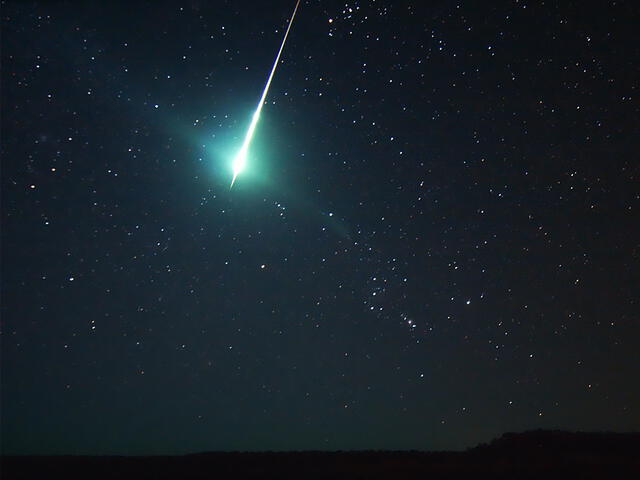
230 0 301 188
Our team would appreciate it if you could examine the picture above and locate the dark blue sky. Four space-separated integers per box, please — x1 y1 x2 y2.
2 0 639 455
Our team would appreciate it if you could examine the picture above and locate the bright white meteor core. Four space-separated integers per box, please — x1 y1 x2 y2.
230 0 301 188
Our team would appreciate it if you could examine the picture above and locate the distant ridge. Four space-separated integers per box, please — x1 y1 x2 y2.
3 430 639 479
472 429 640 454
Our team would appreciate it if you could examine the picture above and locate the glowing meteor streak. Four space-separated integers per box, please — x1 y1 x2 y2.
230 0 301 188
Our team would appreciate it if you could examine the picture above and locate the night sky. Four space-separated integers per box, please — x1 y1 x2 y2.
2 0 639 455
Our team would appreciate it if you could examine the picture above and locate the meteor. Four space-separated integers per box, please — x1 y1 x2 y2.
230 0 301 188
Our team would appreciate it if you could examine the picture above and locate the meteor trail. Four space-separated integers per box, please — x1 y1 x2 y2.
230 0 301 188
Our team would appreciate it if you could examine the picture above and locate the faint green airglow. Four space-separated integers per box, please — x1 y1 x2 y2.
230 0 300 188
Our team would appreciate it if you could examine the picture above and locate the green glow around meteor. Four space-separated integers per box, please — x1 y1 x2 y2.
230 0 300 188
230 110 260 188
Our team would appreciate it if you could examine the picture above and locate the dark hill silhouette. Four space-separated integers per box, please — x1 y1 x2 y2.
2 430 639 479
477 429 639 454
465 430 640 477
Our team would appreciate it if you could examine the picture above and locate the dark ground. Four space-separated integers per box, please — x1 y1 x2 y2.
2 431 639 479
